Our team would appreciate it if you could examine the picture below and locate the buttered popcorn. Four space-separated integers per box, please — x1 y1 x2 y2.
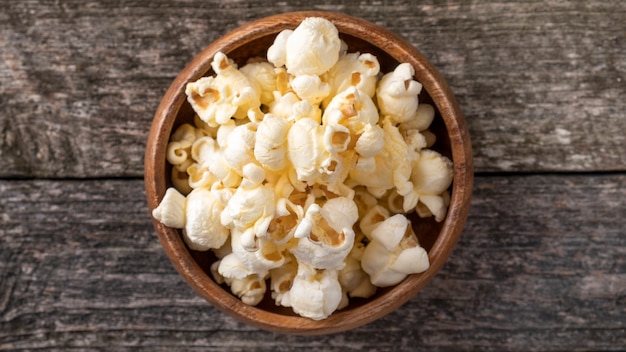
153 17 454 320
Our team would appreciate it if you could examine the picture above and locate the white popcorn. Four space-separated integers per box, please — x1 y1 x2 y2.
405 103 436 132
166 123 197 168
361 214 429 287
323 52 380 107
218 252 256 280
370 214 410 251
191 135 241 188
322 122 351 153
384 189 407 214
319 196 359 230
270 91 322 123
266 197 303 245
193 114 220 136
185 53 263 126
183 187 230 251
284 17 342 76
315 151 357 199
228 274 268 306
411 149 454 196
185 162 217 190
292 98 322 123
210 52 264 122
151 187 187 229
416 193 449 222
273 172 296 199
230 230 286 277
348 119 413 197
405 149 454 219
254 115 289 171
222 122 258 175
239 61 278 106
338 242 377 299
220 165 276 250
376 63 423 124
185 76 233 127
359 204 390 239
354 123 384 157
291 198 357 270
290 74 331 106
215 121 236 148
267 29 293 68
269 91 300 119
289 263 343 320
403 128 428 154
269 254 298 307
153 16 455 320
287 117 323 182
323 86 379 135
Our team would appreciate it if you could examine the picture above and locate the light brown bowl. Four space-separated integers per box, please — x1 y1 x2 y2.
145 11 473 335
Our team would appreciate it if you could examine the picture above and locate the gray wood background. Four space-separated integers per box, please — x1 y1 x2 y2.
1 0 624 350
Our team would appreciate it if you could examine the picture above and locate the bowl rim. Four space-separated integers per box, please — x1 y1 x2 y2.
144 10 473 335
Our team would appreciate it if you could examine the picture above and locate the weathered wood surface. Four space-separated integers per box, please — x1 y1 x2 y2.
2 0 625 350
1 0 625 178
1 175 624 351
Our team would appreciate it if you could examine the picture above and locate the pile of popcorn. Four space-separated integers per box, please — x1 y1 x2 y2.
152 17 453 320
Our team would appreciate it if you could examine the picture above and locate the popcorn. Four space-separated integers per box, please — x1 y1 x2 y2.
191 135 241 188
166 123 202 171
267 29 293 68
153 17 454 320
269 255 298 307
218 252 256 280
338 242 377 299
290 74 331 106
354 123 384 158
322 52 380 107
347 119 413 197
376 63 423 124
291 197 358 270
254 114 290 171
289 263 343 320
323 86 379 135
152 187 186 229
186 53 264 127
287 117 323 182
408 149 454 220
228 274 268 306
183 187 230 251
220 164 276 250
361 214 430 287
239 61 278 106
284 17 342 76
222 123 258 175
230 230 286 276
407 103 436 132
266 197 303 245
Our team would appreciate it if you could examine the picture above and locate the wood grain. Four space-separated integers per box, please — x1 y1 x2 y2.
1 0 625 178
1 0 625 350
2 175 624 350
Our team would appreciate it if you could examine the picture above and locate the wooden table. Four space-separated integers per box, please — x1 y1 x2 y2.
2 1 624 350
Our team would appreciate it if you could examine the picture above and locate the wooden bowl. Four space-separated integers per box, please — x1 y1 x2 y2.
145 11 473 335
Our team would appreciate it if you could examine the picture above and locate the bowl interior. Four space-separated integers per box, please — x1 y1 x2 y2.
146 11 472 335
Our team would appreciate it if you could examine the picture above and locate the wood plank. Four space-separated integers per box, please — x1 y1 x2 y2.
1 175 624 350
1 1 625 177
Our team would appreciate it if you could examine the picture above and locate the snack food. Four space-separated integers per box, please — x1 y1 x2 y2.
152 17 453 320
